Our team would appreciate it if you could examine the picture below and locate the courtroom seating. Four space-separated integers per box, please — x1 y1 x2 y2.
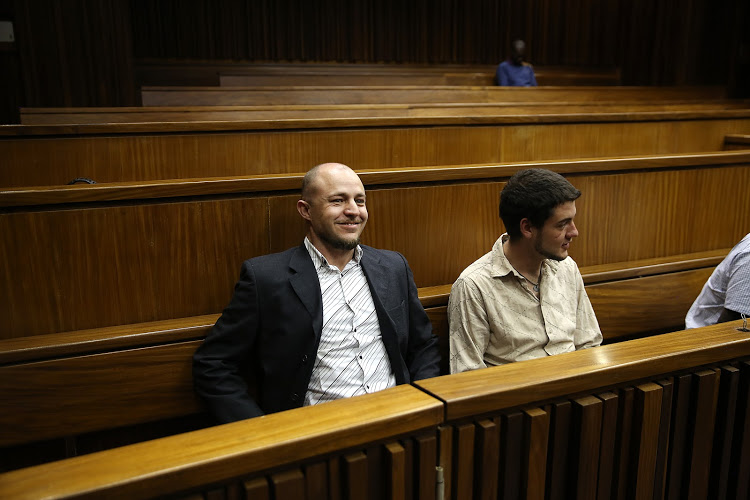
1 321 748 499
725 133 750 149
3 108 750 188
18 100 750 125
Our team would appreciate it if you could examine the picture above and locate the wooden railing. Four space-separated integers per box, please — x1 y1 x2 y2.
1 321 748 499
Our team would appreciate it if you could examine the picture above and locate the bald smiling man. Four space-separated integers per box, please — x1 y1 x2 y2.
193 163 440 423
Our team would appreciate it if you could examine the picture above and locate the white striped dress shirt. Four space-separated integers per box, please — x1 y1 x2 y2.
303 238 396 406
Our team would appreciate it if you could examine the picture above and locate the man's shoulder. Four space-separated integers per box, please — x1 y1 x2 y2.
243 245 302 270
455 251 494 285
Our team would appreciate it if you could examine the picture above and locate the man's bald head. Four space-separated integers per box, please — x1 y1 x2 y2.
301 162 356 201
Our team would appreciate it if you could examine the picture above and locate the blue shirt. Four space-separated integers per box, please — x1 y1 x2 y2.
496 61 537 87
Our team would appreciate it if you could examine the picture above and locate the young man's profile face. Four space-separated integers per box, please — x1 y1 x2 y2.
531 201 579 261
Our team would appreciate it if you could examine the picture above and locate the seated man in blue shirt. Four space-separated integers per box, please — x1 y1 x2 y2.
496 39 537 87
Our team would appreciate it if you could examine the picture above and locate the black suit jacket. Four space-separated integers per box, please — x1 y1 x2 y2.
193 243 440 423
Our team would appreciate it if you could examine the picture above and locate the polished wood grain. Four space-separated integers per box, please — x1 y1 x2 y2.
415 434 437 500
710 366 739 500
613 387 634 500
474 419 499 500
139 86 728 107
385 442 405 500
3 116 750 188
523 407 549 500
545 400 572 500
596 392 618 500
303 461 328 500
343 452 368 499
414 321 750 421
686 370 721 500
499 411 524 500
453 423 475 500
572 395 602 499
630 383 662 499
0 384 443 500
271 469 305 500
0 340 204 447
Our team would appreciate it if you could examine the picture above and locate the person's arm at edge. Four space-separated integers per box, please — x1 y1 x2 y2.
573 265 602 349
193 260 265 424
721 250 750 323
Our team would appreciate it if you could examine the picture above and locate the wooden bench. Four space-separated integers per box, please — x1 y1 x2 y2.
2 151 748 339
134 60 621 87
725 134 750 150
140 85 727 106
2 321 748 499
3 109 750 188
18 100 750 125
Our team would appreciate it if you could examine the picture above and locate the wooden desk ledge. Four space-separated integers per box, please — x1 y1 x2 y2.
415 320 750 421
0 385 443 500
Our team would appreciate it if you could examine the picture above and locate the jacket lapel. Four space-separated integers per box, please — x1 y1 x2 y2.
288 244 323 342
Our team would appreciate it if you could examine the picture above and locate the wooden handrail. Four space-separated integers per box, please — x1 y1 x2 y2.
415 319 750 421
2 150 749 207
0 385 443 500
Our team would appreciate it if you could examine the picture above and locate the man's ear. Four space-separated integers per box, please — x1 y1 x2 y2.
519 218 534 239
297 199 312 221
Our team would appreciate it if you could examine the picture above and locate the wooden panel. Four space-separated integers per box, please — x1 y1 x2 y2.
365 444 383 500
709 366 739 500
686 369 720 500
385 442 405 500
545 400 572 500
452 423 475 500
328 456 343 500
666 373 693 500
3 118 750 187
414 321 750 422
654 379 674 500
730 361 750 499
614 387 635 500
523 407 549 500
244 478 270 500
596 392 618 500
0 384 443 500
271 469 305 500
0 341 204 446
586 268 714 340
474 419 499 500
437 426 453 500
304 462 328 500
0 197 269 338
343 452 368 500
572 395 602 499
629 383 663 499
499 411 524 500
415 434 437 500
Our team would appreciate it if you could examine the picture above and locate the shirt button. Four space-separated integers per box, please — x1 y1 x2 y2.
291 393 299 402
302 354 308 363
359 355 363 359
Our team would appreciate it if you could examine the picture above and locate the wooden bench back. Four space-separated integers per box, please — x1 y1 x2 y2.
2 152 748 339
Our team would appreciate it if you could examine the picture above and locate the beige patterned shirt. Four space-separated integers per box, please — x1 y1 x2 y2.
448 234 601 373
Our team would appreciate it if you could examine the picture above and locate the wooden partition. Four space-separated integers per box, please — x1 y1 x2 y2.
2 321 748 500
2 110 750 188
140 85 726 106
415 320 750 500
18 100 750 126
2 152 749 339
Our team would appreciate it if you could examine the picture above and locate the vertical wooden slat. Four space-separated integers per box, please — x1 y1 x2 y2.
572 395 603 500
614 387 634 500
523 407 550 500
686 369 720 500
343 452 368 500
709 365 739 500
666 373 693 500
305 461 329 500
545 400 572 500
224 482 243 500
271 469 306 500
204 487 226 500
629 382 663 499
654 378 674 500
366 444 384 500
401 436 414 499
500 411 524 500
596 391 618 500
416 433 437 500
243 477 270 500
328 456 343 500
453 422 475 500
475 418 499 500
385 441 406 500
729 360 750 500
438 425 453 500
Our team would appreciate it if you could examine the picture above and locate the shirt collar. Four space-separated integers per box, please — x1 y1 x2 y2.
304 237 363 271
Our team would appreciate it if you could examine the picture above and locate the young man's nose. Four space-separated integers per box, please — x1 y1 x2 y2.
567 221 579 238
